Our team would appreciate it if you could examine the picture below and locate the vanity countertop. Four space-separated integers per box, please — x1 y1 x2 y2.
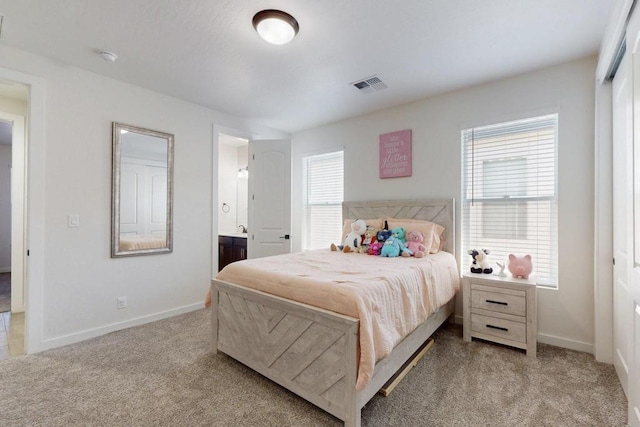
219 233 248 239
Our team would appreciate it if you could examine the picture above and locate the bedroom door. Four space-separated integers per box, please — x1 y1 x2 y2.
612 51 632 396
626 8 640 424
247 139 292 259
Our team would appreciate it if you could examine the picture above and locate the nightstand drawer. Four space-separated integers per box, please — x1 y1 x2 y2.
471 287 526 317
471 313 527 343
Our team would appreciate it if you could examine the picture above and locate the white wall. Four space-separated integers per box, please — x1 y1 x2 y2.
0 45 288 351
0 145 10 271
292 56 598 352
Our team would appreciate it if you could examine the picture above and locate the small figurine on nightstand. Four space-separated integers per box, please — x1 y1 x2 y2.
494 261 507 277
468 249 493 274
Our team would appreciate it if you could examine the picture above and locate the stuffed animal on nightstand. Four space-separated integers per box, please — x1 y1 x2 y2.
508 254 533 279
468 249 493 274
331 219 367 253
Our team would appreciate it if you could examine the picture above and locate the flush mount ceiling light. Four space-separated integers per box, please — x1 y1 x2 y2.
252 9 299 45
98 50 118 62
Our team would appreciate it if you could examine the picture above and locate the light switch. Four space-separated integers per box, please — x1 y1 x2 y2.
68 214 80 227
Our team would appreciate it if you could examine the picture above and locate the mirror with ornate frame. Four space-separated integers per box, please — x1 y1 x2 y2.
111 122 174 257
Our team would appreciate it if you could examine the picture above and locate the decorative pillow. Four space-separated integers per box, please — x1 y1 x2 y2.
385 218 445 254
341 218 384 239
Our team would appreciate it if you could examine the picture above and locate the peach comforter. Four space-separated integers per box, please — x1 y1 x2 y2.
216 250 459 390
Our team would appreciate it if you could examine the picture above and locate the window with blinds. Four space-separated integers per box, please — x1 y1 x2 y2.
302 150 344 251
462 114 558 287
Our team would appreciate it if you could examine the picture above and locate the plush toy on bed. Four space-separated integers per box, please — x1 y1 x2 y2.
468 248 493 274
331 219 367 253
380 229 413 258
369 230 390 255
390 227 407 244
356 225 378 253
405 230 427 258
368 241 383 255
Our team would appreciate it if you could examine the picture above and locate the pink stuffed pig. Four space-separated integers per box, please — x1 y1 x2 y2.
508 254 533 279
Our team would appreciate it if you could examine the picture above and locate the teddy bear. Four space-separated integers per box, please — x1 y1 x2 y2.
390 227 407 244
405 230 427 258
381 229 413 258
380 235 403 257
356 225 378 253
331 219 367 253
468 249 493 274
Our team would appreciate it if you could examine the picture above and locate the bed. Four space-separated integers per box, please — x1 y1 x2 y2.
211 199 458 426
119 234 166 251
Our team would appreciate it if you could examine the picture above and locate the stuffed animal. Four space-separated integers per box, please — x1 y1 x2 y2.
376 229 392 244
468 249 493 274
368 241 383 256
508 254 533 279
357 225 378 253
381 229 413 258
380 235 403 257
331 219 367 253
405 230 427 258
391 227 407 244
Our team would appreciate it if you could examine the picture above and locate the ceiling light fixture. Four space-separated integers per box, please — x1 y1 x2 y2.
252 9 299 45
98 50 118 63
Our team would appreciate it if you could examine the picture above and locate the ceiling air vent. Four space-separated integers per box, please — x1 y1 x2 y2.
351 75 388 94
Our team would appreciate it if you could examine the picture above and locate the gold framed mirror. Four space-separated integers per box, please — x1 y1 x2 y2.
111 122 174 257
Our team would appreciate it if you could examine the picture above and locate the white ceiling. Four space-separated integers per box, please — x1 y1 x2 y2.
0 0 614 133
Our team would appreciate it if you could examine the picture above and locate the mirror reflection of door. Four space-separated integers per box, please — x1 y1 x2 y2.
111 123 173 257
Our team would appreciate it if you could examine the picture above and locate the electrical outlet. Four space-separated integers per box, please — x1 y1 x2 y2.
117 296 127 309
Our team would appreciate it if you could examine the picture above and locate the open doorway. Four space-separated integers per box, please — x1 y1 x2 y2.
0 81 28 359
0 120 12 314
217 133 249 271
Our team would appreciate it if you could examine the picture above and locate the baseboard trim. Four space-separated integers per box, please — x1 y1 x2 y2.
0 267 10 273
36 303 205 353
454 314 464 325
536 333 593 354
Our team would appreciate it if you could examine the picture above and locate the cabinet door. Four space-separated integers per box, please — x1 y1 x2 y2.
218 238 234 272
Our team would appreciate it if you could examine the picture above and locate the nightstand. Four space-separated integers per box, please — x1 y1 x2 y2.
462 273 537 357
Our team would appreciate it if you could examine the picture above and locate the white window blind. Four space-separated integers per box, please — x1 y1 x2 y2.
462 114 558 287
302 151 344 251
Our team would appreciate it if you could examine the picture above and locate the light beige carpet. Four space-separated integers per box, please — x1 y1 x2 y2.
0 309 627 426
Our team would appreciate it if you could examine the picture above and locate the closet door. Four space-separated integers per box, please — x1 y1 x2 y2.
613 52 632 396
628 8 640 424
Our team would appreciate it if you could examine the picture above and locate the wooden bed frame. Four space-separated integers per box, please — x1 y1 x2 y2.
211 199 456 427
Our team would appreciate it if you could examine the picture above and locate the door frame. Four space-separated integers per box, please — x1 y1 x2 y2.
0 66 46 354
211 125 257 277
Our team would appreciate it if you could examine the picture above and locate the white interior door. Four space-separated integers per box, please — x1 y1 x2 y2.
248 139 291 259
628 9 640 424
613 52 633 396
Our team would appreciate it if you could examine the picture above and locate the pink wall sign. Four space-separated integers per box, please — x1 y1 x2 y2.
379 129 412 178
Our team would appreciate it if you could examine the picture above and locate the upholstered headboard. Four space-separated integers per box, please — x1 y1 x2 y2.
342 199 455 255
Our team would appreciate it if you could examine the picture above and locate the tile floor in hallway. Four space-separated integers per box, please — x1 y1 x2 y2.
0 311 24 360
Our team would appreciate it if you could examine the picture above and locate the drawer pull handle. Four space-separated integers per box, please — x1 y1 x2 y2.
486 299 508 306
486 324 508 332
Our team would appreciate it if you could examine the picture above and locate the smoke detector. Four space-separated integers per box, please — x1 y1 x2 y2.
351 75 388 94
